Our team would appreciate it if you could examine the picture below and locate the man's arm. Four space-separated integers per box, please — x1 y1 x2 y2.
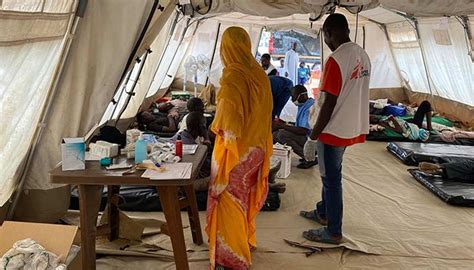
309 92 338 140
284 52 289 77
282 124 309 136
380 116 403 134
162 115 177 132
273 120 309 135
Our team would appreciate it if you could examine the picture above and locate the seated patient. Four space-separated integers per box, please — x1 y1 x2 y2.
273 85 317 169
171 111 210 145
172 111 212 181
178 97 205 132
419 160 474 183
269 76 293 119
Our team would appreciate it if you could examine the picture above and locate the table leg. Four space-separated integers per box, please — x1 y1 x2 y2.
78 185 103 270
107 185 120 241
158 186 189 270
183 185 203 245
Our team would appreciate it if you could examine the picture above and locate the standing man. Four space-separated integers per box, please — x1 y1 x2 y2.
261 53 278 76
284 42 300 85
299 14 371 244
279 42 300 123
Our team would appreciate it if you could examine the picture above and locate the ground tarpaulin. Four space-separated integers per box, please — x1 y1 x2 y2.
84 141 473 269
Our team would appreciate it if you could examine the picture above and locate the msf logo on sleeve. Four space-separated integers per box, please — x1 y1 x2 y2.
350 59 369 80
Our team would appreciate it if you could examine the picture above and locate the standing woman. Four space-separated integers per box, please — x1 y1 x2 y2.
206 27 273 269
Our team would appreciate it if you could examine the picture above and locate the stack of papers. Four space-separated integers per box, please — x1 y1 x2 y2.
183 144 198 155
142 163 193 180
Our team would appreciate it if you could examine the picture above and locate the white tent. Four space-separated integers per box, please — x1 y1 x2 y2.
1 0 473 225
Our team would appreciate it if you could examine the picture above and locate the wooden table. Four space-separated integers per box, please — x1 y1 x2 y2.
50 145 208 270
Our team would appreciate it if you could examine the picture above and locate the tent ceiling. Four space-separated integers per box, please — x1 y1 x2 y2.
214 9 370 29
360 7 405 24
206 1 474 21
379 0 474 17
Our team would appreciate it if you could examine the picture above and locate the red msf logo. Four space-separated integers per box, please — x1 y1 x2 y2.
350 60 369 80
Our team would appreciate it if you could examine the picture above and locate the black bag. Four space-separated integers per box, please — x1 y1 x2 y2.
261 191 281 211
90 125 126 148
70 187 281 212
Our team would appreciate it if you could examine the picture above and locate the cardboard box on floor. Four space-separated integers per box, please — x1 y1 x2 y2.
0 221 81 270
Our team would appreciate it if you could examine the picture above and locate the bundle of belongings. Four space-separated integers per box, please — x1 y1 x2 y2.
1 239 66 270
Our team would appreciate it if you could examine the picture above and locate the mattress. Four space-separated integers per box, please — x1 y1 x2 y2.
409 169 474 206
69 185 281 212
387 142 474 165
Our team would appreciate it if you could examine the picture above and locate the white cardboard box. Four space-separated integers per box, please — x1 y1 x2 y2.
272 144 292 178
61 137 85 171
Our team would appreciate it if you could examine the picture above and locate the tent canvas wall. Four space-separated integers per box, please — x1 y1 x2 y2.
1 0 473 223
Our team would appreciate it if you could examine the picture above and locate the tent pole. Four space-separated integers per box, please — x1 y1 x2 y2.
141 10 180 102
6 8 81 219
255 26 264 56
155 17 192 94
381 24 405 95
385 10 436 101
115 50 151 123
110 0 160 99
362 25 366 49
108 65 134 121
319 28 324 72
413 18 435 100
459 16 473 61
205 22 221 87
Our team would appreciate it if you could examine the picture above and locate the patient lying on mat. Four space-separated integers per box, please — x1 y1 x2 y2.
137 99 188 133
371 101 434 141
419 160 474 183
137 110 178 133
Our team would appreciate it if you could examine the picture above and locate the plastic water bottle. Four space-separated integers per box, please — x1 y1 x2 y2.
135 135 147 164
175 134 183 160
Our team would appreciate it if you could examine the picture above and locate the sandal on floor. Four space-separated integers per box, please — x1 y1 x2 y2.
302 228 342 245
299 210 327 225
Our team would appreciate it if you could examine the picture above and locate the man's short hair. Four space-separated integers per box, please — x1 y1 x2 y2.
292 84 307 95
323 13 349 33
187 97 204 112
261 53 271 61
